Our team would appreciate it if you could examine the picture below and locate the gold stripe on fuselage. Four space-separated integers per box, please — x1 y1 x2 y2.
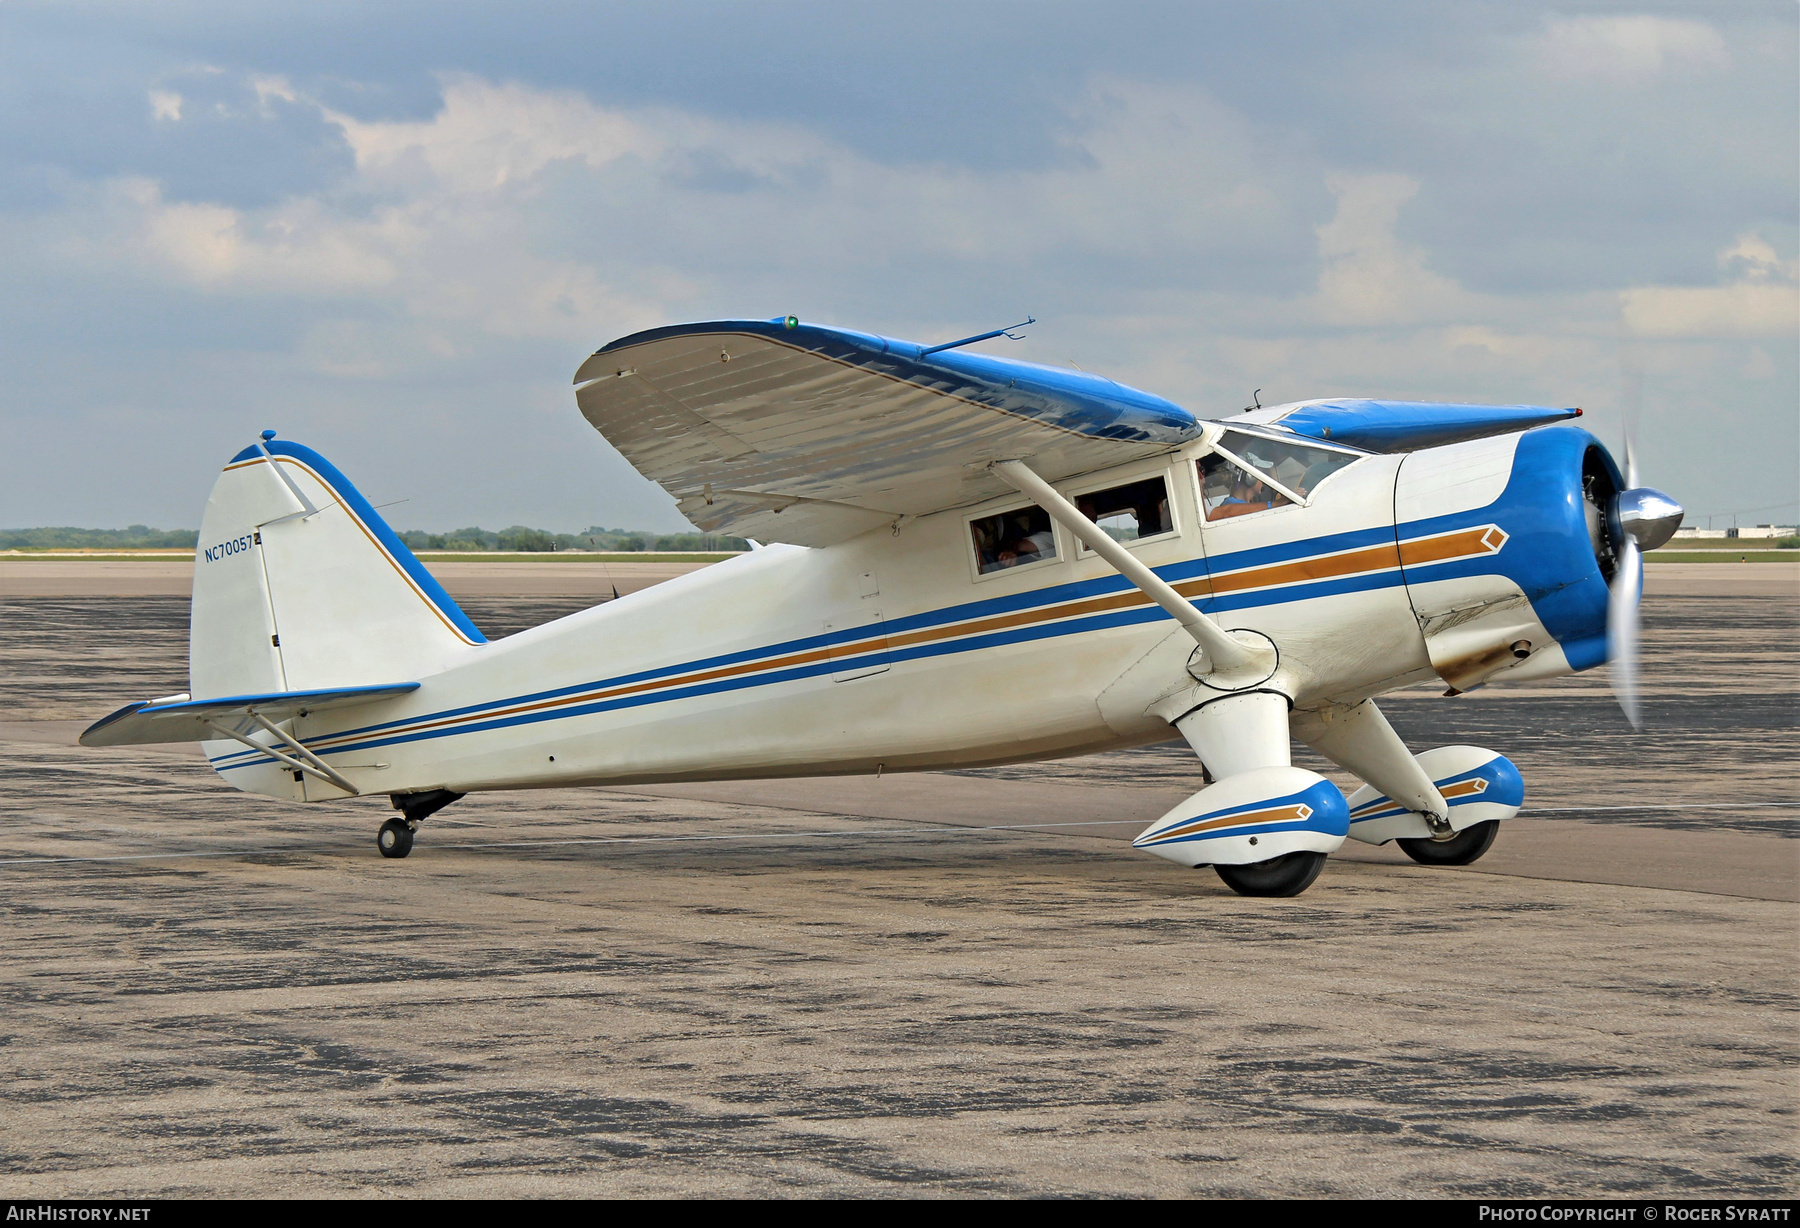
249 522 1510 759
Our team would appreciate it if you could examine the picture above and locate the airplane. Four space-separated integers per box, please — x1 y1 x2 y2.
80 316 1683 897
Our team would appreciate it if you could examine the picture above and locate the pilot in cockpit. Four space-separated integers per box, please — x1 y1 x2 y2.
1201 431 1361 520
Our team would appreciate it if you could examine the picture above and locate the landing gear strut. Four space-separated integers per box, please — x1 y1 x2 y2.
1398 820 1500 866
376 789 465 859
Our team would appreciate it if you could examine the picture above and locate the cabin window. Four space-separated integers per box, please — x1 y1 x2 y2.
1073 475 1173 547
1199 431 1359 521
970 505 1058 574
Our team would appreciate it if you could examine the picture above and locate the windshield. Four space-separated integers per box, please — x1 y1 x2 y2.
1199 431 1360 521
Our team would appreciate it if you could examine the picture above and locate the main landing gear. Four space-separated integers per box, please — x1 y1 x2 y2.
1137 692 1525 897
1131 693 1352 899
1398 820 1500 866
1213 850 1329 898
376 789 465 859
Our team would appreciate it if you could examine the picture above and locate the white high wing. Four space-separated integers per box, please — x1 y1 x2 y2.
83 318 1682 897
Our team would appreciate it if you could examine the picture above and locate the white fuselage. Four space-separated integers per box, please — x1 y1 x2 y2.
212 433 1559 804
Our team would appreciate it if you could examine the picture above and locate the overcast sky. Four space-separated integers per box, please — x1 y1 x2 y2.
2 1 1793 532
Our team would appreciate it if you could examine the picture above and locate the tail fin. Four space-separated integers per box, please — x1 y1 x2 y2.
190 435 486 700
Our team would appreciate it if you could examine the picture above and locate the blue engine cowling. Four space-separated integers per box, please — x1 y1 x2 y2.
1396 424 1625 684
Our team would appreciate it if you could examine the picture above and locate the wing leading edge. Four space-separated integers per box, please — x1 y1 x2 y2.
1238 399 1582 452
573 319 1200 547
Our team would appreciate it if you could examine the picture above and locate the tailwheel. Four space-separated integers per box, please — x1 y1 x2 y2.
377 817 415 859
1214 850 1328 898
1397 820 1498 866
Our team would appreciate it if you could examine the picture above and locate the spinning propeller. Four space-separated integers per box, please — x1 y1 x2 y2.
1606 424 1683 729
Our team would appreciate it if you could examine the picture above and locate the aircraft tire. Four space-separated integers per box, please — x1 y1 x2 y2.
1397 820 1498 866
377 817 414 859
1213 850 1327 898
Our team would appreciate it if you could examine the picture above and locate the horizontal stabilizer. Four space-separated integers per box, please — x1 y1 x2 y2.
1238 400 1581 452
80 683 420 747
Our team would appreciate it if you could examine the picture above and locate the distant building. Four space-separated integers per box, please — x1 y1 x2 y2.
1672 525 1795 540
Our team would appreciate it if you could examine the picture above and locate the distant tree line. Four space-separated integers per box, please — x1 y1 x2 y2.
1 526 199 549
3 525 746 552
394 526 749 553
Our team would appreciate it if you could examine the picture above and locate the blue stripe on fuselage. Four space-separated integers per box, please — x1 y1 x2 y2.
208 535 1415 770
212 429 1608 771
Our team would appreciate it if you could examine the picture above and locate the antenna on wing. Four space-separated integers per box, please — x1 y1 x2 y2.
920 316 1036 357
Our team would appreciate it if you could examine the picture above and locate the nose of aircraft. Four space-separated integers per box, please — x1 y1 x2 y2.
1613 487 1684 552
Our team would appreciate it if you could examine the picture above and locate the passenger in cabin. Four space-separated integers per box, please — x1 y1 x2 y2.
971 506 1057 573
1004 514 1056 565
971 521 1001 571
1126 492 1170 537
1076 476 1172 541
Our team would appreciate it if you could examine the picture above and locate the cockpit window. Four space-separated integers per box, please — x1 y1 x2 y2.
971 505 1058 574
1199 431 1360 521
1200 452 1291 520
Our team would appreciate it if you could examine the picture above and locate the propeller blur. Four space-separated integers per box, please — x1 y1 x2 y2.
1603 425 1683 731
80 318 1683 898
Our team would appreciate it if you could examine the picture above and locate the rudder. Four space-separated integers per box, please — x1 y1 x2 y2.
190 434 486 701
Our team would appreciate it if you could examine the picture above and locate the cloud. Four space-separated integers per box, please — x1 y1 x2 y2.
148 90 182 122
323 75 656 194
1310 174 1476 327
1619 282 1797 339
1534 14 1730 83
76 72 1784 384
1719 233 1798 284
1620 232 1799 339
251 74 298 111
111 177 403 292
4 50 1790 532
70 74 1330 358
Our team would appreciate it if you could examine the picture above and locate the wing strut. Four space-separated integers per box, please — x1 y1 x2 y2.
990 460 1266 676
